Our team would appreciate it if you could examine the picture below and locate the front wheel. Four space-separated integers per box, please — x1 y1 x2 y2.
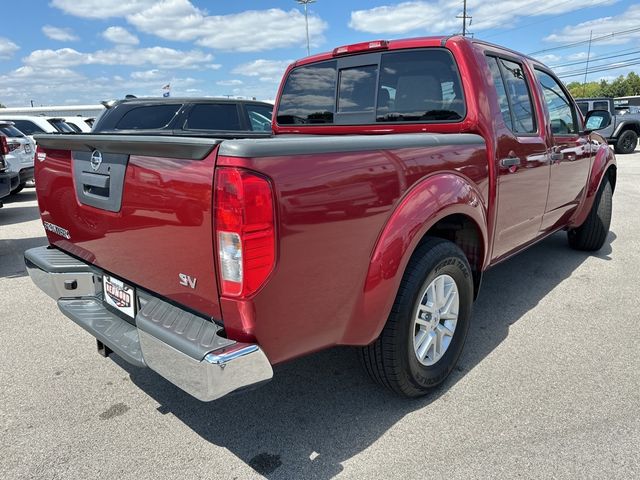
11 183 25 194
360 237 473 397
614 130 638 154
568 179 612 251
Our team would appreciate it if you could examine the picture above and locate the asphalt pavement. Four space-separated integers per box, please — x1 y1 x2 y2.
1 151 639 479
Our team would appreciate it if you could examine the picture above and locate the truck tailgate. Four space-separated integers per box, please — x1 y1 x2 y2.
34 134 223 319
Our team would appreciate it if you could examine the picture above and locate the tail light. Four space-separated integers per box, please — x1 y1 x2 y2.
0 136 8 155
333 40 388 56
214 167 276 297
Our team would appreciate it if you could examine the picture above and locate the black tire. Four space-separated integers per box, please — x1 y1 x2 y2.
614 130 638 154
568 179 612 251
360 237 473 397
11 183 25 194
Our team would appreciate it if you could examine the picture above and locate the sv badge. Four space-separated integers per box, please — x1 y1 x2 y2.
178 273 197 289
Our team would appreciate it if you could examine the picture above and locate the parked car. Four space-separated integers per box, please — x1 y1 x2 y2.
575 97 639 154
26 36 615 402
0 115 75 142
91 97 274 134
0 121 35 194
0 140 19 206
61 116 92 133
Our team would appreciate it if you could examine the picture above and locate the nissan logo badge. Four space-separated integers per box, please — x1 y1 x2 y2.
90 150 103 171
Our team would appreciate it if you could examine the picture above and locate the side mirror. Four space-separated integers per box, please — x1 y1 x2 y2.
583 109 611 133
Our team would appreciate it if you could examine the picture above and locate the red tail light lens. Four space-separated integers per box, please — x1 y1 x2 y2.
0 136 9 155
214 167 276 297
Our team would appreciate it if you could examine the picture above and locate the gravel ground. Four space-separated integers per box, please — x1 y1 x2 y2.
1 150 638 479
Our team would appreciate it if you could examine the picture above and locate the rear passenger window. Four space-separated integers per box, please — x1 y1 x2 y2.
277 60 337 124
487 56 514 131
185 104 242 130
246 104 273 131
496 58 536 134
376 49 465 122
115 104 181 130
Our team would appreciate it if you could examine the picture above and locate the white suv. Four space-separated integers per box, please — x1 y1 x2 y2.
61 116 92 132
0 121 36 194
0 115 75 142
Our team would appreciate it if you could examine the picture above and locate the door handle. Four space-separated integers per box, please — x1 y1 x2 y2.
500 156 521 168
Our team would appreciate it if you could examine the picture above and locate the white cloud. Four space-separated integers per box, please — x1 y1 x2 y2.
533 54 561 64
544 4 640 45
350 1 456 35
22 46 214 69
567 52 590 61
216 79 243 86
129 2 328 52
50 0 156 19
232 59 292 83
349 0 619 35
102 26 139 45
0 37 19 59
42 25 79 42
53 0 327 53
0 64 203 106
130 69 164 80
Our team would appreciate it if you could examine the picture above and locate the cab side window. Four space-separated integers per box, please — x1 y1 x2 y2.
534 70 578 135
487 56 536 134
487 56 514 131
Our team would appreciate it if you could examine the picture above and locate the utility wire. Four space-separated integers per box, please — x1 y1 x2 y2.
482 0 613 40
548 48 640 69
558 58 640 79
528 26 640 55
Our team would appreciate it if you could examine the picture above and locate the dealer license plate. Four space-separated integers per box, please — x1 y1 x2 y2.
103 275 136 318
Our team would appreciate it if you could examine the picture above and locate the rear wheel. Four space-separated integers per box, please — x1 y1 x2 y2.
11 183 25 194
614 130 638 154
568 179 612 251
360 237 473 397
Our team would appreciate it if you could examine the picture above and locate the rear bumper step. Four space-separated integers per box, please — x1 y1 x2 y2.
24 246 273 401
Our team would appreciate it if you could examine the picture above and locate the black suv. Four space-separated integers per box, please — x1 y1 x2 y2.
92 98 274 135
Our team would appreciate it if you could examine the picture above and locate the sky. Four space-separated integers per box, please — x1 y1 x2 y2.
1 0 639 107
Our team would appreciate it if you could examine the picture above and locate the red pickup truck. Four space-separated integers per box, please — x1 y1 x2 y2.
26 36 616 401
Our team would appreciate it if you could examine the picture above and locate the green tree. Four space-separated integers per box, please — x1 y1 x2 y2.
565 72 640 99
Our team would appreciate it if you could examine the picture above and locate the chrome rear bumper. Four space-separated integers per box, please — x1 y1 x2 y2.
24 246 273 401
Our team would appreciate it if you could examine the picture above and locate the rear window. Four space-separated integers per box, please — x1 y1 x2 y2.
9 120 44 136
277 60 337 124
48 119 75 133
185 104 242 130
115 104 181 130
0 125 26 138
338 65 378 113
276 49 465 125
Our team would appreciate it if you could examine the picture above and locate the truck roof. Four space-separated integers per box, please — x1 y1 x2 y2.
292 35 547 69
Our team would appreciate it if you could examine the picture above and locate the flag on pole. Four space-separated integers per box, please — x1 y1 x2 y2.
162 83 171 98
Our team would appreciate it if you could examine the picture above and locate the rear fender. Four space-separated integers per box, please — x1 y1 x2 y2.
341 172 488 345
569 140 616 228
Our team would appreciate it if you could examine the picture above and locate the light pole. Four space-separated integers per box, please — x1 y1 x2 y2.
296 0 315 56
